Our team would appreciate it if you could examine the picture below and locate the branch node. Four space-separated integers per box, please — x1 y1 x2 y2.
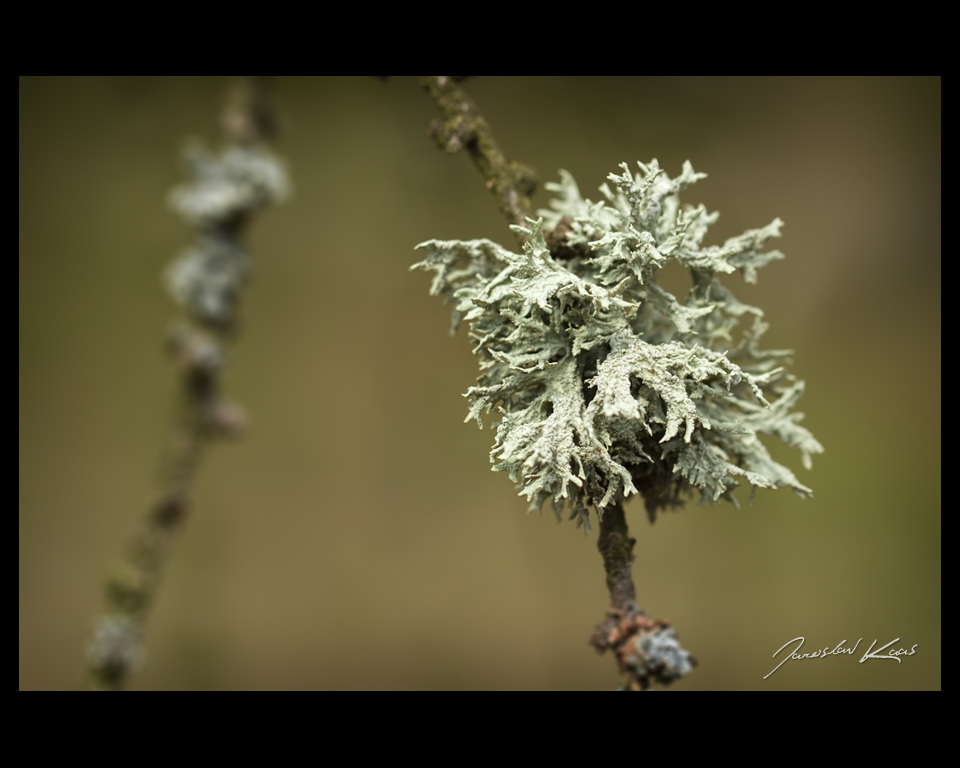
591 502 695 689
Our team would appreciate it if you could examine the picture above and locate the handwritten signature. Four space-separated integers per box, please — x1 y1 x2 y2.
764 637 918 679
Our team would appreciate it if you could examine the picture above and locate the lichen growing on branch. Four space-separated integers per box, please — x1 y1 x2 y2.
413 160 822 527
167 144 288 327
86 88 288 689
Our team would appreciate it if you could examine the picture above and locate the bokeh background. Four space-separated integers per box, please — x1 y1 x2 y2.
19 76 940 690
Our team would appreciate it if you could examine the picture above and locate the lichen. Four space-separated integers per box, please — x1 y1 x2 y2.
413 160 821 526
167 144 288 327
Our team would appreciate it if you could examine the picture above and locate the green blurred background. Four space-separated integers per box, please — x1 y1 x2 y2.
19 77 940 690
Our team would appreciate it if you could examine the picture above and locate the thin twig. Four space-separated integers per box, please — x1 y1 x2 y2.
222 76 278 145
419 76 538 247
596 501 638 612
85 77 280 690
589 502 695 691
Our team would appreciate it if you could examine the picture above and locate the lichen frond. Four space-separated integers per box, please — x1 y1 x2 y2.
414 160 822 524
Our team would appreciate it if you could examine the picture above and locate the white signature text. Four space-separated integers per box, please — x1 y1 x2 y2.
764 636 917 679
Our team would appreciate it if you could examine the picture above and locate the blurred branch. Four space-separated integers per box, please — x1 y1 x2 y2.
222 76 278 145
85 77 286 690
419 76 538 246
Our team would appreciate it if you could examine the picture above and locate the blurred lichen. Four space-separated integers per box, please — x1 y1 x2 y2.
413 160 821 527
87 616 143 686
167 144 288 327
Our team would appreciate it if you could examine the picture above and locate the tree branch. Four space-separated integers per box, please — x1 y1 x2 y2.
590 501 696 690
596 501 637 611
419 76 538 246
85 77 282 690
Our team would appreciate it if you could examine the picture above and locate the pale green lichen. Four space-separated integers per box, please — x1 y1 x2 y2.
413 160 821 528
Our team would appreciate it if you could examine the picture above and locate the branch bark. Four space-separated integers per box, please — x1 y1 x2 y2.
596 501 638 612
590 501 696 691
419 76 538 246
